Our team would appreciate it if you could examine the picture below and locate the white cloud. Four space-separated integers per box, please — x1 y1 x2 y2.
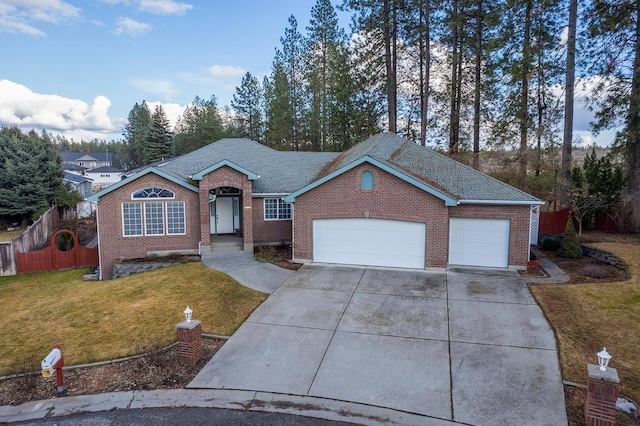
139 0 192 15
0 79 117 139
146 101 186 130
115 16 151 36
128 78 178 99
0 0 79 36
208 65 246 78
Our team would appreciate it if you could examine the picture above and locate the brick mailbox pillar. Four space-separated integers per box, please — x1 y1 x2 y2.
177 319 202 366
585 364 620 426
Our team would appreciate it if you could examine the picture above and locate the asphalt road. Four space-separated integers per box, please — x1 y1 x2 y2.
15 407 355 425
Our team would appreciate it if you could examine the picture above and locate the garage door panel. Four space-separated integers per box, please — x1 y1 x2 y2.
313 219 425 269
448 218 510 268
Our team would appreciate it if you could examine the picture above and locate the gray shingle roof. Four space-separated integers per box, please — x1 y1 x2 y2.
324 132 540 203
149 134 539 203
158 138 339 193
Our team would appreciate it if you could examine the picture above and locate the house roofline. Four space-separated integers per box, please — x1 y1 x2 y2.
457 199 544 206
284 156 459 206
190 160 259 181
87 167 198 202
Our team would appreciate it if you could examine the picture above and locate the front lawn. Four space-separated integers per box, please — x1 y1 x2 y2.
530 242 640 404
0 263 267 376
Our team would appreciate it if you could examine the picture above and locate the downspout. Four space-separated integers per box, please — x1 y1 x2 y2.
290 202 295 262
94 203 102 280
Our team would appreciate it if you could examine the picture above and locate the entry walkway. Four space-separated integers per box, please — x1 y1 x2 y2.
189 262 568 425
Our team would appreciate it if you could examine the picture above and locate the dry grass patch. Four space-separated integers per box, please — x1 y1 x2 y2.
0 230 21 242
0 262 266 376
530 242 640 403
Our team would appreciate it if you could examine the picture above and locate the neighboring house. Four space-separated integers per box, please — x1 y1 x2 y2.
62 162 88 175
84 166 124 190
63 172 93 199
88 133 543 280
61 152 114 169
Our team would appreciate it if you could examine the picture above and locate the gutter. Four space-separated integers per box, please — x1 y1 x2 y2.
458 199 544 206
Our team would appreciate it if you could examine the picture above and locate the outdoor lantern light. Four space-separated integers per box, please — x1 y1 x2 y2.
597 347 612 371
184 306 193 323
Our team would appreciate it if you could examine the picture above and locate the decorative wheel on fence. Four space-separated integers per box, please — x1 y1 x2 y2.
55 230 75 252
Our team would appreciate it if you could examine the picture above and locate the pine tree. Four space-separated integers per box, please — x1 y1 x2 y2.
143 105 173 164
174 95 226 155
585 0 640 225
231 72 264 142
123 102 152 169
306 0 345 151
277 15 308 150
264 59 295 150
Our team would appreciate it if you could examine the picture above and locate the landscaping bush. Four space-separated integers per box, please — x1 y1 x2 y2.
582 264 607 279
557 218 583 259
541 237 562 251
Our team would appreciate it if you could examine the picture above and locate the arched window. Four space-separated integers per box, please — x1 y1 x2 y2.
360 171 374 190
132 187 175 199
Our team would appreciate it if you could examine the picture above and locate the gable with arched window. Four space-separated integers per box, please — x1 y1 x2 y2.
123 187 184 236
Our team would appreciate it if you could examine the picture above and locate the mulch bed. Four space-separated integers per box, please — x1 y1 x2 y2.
0 338 224 407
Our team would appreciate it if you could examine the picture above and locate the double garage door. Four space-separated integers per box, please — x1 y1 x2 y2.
313 218 426 269
312 217 511 269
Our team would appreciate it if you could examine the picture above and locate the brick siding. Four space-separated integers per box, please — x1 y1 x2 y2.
96 174 200 279
291 163 531 268
252 198 292 244
196 166 254 249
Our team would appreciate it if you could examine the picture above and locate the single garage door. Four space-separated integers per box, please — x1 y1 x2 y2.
313 218 426 269
448 217 510 268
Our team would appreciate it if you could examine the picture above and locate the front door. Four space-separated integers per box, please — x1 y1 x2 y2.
214 197 234 234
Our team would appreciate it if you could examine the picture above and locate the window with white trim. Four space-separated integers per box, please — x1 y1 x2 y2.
122 202 142 236
264 198 291 220
167 201 186 234
144 202 164 235
122 187 186 236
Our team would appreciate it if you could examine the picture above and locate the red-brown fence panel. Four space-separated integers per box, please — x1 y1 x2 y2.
16 229 97 274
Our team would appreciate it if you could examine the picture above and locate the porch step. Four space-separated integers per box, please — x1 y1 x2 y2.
211 241 243 253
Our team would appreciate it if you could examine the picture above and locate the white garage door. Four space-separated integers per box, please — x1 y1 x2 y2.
313 218 426 269
448 218 510 268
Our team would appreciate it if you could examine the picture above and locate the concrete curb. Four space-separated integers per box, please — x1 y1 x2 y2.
0 388 463 425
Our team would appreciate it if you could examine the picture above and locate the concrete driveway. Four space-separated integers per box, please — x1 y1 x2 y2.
189 264 567 425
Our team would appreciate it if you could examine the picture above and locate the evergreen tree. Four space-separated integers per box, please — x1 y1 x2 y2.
306 0 345 151
264 59 295 150
123 102 152 168
143 105 173 164
585 0 640 224
277 15 308 150
342 0 401 133
557 217 583 259
0 127 66 222
231 72 264 142
174 95 226 155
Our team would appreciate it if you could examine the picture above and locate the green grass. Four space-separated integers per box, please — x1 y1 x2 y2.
0 263 267 375
530 242 640 403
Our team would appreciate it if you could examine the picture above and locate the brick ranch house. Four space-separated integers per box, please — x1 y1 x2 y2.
88 132 542 280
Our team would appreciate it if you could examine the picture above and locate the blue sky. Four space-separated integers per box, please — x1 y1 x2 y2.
0 0 351 141
0 0 615 146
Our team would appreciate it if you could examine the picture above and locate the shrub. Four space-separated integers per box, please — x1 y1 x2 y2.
583 264 607 279
541 237 562 251
557 218 583 259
